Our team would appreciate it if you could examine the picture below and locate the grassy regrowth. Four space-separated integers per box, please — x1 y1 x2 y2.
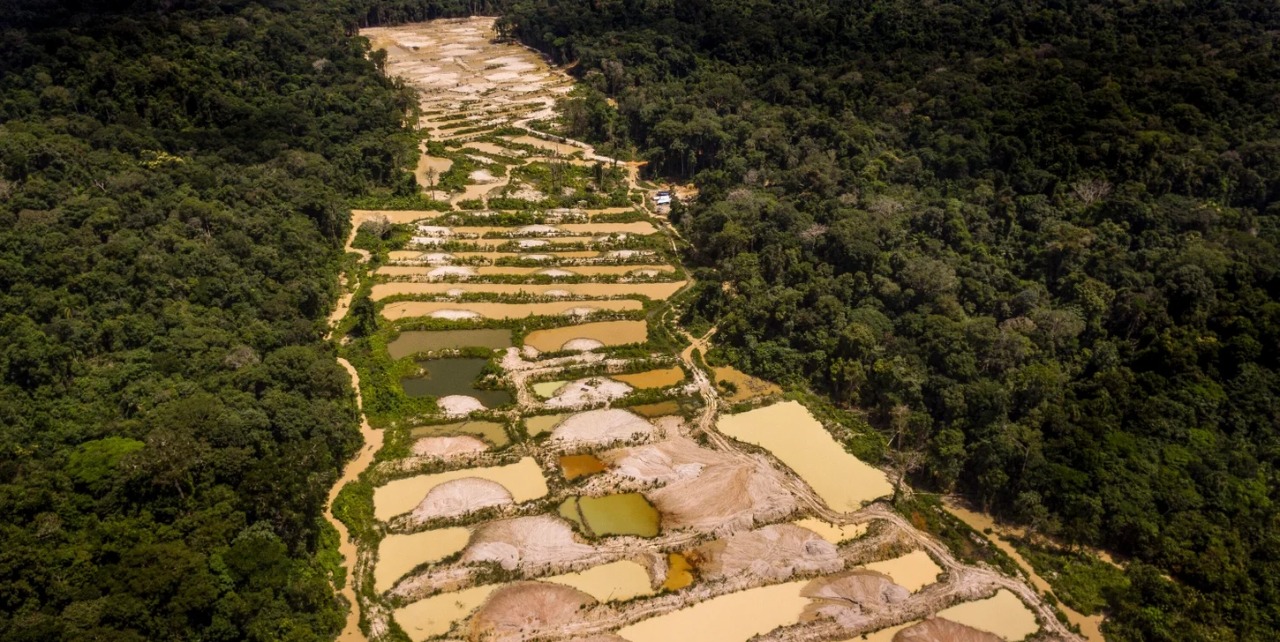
316 518 349 590
1017 542 1129 616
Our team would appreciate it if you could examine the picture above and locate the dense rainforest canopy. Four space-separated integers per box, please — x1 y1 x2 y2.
490 1 1280 640
0 0 426 638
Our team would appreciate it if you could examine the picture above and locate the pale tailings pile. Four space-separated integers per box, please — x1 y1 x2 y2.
894 618 1003 642
800 570 910 628
466 582 598 642
410 478 514 522
412 435 489 458
607 436 797 533
551 409 653 445
545 378 633 408
439 395 486 416
696 524 841 583
463 515 594 570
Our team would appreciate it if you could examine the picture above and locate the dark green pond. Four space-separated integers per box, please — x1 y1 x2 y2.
401 358 513 408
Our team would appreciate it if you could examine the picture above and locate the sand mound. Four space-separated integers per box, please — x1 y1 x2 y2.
562 307 598 317
417 225 453 236
546 378 633 408
446 288 467 297
431 309 482 320
551 409 653 445
429 265 478 279
463 515 593 570
608 437 797 533
562 338 605 351
538 268 575 278
522 254 554 261
422 252 455 264
411 478 513 521
467 582 597 641
606 250 649 259
470 169 498 183
412 435 489 458
517 239 550 248
800 570 910 627
894 618 1003 642
518 224 560 235
544 289 571 297
697 524 841 583
439 395 485 417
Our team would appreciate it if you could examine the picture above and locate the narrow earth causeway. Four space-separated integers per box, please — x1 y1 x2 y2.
325 16 1083 642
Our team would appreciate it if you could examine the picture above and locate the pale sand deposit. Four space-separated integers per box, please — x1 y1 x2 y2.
411 435 489 459
697 524 842 583
545 378 634 408
551 409 654 445
462 515 594 570
934 590 1040 641
375 528 471 593
716 401 893 512
373 457 548 521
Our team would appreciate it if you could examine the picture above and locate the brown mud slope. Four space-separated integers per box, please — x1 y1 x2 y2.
894 618 1003 642
467 582 599 641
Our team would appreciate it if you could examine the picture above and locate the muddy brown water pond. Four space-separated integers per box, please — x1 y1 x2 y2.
617 579 810 642
862 550 943 593
525 413 566 437
524 320 648 352
559 453 607 480
410 420 509 447
543 559 655 602
375 527 471 593
612 366 685 389
662 553 695 591
628 400 685 418
716 401 893 512
400 358 512 408
387 329 511 359
373 456 548 521
934 589 1039 640
371 280 688 301
558 493 660 537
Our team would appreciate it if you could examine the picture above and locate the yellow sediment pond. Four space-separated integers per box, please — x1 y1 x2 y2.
380 299 643 321
394 584 497 641
525 414 566 437
862 550 943 592
628 401 683 418
934 589 1040 640
410 420 509 447
375 527 471 592
373 457 548 520
543 560 655 602
371 280 688 301
662 553 695 591
562 222 658 235
617 580 810 642
715 401 893 512
378 264 674 277
532 380 567 398
612 366 685 389
524 320 648 352
713 366 782 402
560 453 607 480
792 518 868 544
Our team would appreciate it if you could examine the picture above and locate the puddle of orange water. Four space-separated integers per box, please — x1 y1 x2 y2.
662 553 695 591
559 453 607 480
